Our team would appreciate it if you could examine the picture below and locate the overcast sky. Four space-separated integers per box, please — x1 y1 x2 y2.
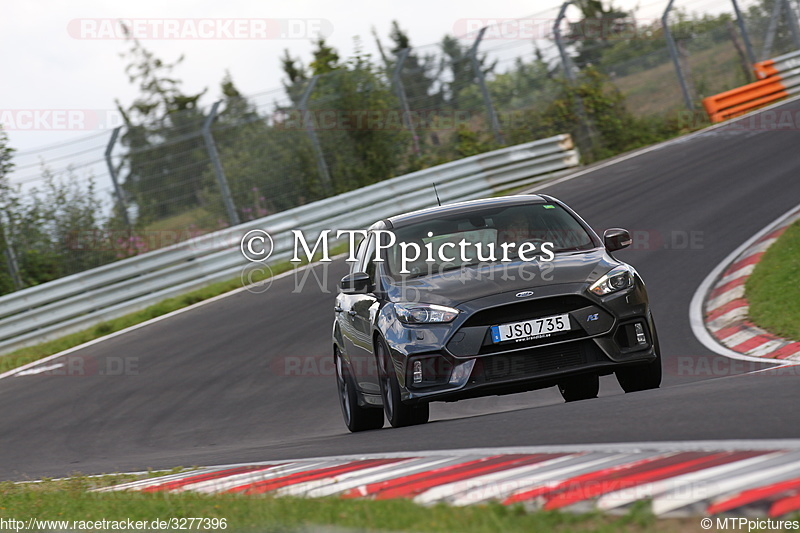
1 0 722 174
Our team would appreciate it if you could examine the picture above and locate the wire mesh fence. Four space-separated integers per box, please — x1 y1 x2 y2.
1 0 798 296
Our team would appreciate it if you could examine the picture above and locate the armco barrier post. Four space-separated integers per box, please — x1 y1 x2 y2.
0 211 23 291
553 2 600 159
392 48 421 155
761 0 784 60
202 101 240 227
469 27 505 146
298 76 334 196
785 0 800 51
663 0 695 110
731 0 756 69
104 126 131 229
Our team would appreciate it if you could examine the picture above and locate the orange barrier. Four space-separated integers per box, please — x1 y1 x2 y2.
702 49 800 123
754 50 800 80
754 59 780 80
702 77 789 123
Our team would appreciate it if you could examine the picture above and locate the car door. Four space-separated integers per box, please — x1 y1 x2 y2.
349 233 381 394
337 236 367 363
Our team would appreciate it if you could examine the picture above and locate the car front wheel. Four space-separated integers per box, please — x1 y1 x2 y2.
615 352 662 393
335 350 383 432
615 323 662 393
375 338 429 428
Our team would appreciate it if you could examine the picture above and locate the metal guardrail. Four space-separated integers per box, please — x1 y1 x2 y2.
754 49 800 79
0 134 579 355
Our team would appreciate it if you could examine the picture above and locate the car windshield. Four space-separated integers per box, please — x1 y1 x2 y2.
384 203 596 278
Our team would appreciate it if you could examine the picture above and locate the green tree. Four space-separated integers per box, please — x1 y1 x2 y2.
745 0 798 58
309 37 341 75
386 21 440 110
506 68 678 161
439 35 497 112
115 28 212 225
567 0 635 68
281 50 307 105
207 76 322 215
0 126 17 294
372 22 444 148
280 38 411 193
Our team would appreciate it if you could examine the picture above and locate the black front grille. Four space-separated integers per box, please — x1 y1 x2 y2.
462 295 591 328
476 340 603 382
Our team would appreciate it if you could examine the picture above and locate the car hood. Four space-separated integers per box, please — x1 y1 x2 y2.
385 249 619 307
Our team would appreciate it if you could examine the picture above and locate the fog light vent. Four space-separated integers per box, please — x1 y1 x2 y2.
413 361 423 384
635 323 647 345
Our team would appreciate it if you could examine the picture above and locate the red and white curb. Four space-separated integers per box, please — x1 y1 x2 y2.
102 443 800 518
700 205 800 362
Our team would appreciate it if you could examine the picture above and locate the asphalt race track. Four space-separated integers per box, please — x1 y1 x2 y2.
2 104 800 481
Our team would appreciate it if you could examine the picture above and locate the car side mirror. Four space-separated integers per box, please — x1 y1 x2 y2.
340 272 371 294
603 228 632 252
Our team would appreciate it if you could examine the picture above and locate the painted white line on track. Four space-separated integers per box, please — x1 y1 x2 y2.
412 454 579 505
15 363 64 376
705 286 746 313
498 453 668 508
178 463 297 494
275 457 426 498
741 239 778 258
599 453 781 514
651 453 797 515
746 340 788 356
707 307 749 332
717 264 755 285
746 363 798 374
303 457 461 499
213 460 348 494
719 329 759 347
91 469 203 493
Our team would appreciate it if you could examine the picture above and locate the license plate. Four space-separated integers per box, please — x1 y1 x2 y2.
491 313 571 343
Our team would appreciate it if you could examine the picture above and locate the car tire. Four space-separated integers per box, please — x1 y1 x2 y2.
375 337 429 428
558 373 599 402
615 323 662 393
615 352 662 393
335 350 383 432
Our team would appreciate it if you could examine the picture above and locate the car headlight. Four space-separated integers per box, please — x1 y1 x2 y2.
395 303 459 324
589 265 634 296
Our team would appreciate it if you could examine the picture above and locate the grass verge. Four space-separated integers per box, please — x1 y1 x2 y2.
746 219 800 341
0 475 707 533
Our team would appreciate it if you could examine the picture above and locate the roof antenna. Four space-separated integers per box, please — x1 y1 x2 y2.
432 183 442 206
